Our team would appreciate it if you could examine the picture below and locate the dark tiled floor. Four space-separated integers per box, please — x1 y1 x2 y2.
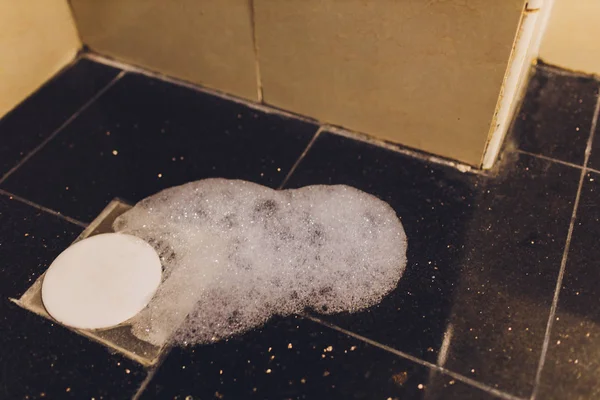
285 138 579 397
441 153 579 396
1 72 318 222
0 194 146 399
285 133 480 365
536 171 600 400
510 65 599 166
0 59 120 178
142 316 500 400
1 57 599 399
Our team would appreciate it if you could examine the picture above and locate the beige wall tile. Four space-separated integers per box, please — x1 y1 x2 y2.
255 0 523 166
70 0 259 101
539 0 600 75
0 0 81 118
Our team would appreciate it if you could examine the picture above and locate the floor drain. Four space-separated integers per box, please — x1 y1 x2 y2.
13 199 170 366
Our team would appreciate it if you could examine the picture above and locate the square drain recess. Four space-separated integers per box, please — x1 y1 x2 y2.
13 199 168 367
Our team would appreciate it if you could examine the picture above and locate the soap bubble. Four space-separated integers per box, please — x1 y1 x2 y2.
113 179 407 346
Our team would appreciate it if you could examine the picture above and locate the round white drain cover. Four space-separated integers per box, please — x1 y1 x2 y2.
42 232 162 330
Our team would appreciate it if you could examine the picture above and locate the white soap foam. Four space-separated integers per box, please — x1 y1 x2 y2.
113 179 407 346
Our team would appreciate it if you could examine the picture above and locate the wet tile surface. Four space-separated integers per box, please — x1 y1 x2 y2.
537 171 600 400
2 72 319 222
0 193 146 399
0 59 120 177
0 59 598 399
142 316 498 400
510 66 599 165
285 134 580 397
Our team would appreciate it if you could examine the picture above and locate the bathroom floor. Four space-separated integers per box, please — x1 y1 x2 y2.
1 57 599 400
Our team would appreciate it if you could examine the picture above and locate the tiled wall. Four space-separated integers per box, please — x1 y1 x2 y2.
0 0 81 118
254 0 524 166
539 0 600 75
68 0 258 101
68 0 525 166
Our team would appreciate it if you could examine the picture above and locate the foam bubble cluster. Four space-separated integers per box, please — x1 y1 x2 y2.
113 179 407 346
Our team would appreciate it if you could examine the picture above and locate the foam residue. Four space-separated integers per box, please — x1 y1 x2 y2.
113 179 407 346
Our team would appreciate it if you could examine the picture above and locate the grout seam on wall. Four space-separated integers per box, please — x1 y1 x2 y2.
304 314 525 400
0 189 88 228
64 0 85 51
530 91 600 400
81 53 484 176
0 70 126 185
248 0 264 102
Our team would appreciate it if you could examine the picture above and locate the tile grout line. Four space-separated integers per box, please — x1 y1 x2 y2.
531 93 600 400
322 124 486 176
587 166 600 175
248 0 264 102
0 70 126 185
515 149 600 176
131 357 168 400
304 315 525 400
82 53 318 125
131 344 174 400
278 127 323 189
82 53 485 176
0 189 88 228
131 369 157 400
514 149 585 170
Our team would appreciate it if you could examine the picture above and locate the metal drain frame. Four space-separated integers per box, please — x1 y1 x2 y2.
12 199 169 367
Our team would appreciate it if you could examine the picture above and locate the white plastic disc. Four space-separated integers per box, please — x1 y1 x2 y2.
42 232 162 330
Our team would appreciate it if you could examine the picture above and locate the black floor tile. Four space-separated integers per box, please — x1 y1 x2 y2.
510 66 599 165
0 194 146 399
284 134 580 397
1 71 318 222
284 133 480 365
0 58 121 177
441 152 579 397
0 194 81 299
141 316 502 400
0 302 147 400
537 171 600 400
